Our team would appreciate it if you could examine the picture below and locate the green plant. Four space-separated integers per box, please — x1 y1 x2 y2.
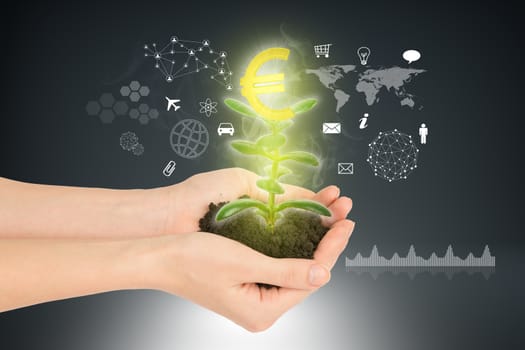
215 98 331 231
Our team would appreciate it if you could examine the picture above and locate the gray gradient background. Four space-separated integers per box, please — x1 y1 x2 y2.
0 0 523 349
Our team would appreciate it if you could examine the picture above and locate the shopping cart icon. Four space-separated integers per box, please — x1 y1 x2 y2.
314 44 332 58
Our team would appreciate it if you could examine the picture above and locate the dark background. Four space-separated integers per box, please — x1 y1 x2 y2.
0 1 523 349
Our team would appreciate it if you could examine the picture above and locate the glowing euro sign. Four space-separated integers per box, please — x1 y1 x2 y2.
240 48 294 121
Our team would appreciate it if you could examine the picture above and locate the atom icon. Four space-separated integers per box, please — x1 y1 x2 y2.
199 98 218 117
367 129 419 182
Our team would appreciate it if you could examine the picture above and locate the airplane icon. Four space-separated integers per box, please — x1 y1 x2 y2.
165 97 181 111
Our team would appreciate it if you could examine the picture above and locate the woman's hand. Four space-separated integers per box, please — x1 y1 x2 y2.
0 170 355 331
151 222 354 332
1 216 354 329
150 178 354 331
163 168 351 235
0 168 350 239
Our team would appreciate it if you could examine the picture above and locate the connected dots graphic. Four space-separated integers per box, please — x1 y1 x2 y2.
119 131 144 156
367 129 419 182
131 143 145 156
120 131 139 151
144 36 233 90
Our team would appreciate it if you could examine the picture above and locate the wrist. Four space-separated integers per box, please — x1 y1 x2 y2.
0 237 169 311
130 234 184 293
123 187 172 237
159 182 185 236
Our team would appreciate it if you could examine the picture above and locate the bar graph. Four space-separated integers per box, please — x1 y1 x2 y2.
345 245 495 280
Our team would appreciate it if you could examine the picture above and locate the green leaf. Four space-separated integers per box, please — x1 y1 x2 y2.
256 134 286 150
280 151 319 166
215 199 269 221
256 208 269 219
290 98 317 114
230 140 260 155
256 178 285 194
275 200 332 217
224 98 259 118
264 165 292 178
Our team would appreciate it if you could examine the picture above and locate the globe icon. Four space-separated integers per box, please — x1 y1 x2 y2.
367 129 419 182
170 119 209 159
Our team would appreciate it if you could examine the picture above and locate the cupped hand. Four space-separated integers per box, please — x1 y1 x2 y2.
151 189 354 332
163 167 351 235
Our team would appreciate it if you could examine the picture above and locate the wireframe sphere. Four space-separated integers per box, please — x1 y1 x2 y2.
170 119 209 159
367 129 419 182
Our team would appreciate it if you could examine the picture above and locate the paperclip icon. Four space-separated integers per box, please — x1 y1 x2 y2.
163 160 176 177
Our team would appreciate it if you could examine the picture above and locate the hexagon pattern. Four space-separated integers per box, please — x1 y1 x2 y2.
129 81 140 91
148 109 159 119
113 101 129 116
129 91 141 102
129 108 139 119
99 109 115 124
120 81 150 103
139 103 149 114
139 86 150 96
85 101 101 116
87 81 157 125
120 86 131 96
86 93 119 124
99 93 115 108
128 103 159 125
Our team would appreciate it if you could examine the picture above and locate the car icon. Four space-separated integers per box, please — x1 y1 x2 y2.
218 122 235 136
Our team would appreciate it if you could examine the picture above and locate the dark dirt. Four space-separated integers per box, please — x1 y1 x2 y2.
199 199 329 260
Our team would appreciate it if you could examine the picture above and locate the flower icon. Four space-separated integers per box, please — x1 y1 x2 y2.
199 98 218 117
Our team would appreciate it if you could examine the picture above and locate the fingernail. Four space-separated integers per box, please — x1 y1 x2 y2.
346 221 356 238
309 264 329 286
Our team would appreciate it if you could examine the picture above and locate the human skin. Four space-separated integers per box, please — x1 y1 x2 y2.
0 168 351 239
0 168 354 331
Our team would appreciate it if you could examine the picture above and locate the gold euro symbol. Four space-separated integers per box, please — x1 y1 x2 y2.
240 48 294 121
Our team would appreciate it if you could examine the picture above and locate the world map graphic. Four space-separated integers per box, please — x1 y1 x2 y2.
306 65 426 112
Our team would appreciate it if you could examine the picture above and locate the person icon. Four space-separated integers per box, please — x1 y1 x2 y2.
419 123 428 144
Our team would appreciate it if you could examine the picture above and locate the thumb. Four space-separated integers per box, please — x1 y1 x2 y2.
246 256 331 290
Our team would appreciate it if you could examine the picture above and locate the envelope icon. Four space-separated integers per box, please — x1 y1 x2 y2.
338 162 353 175
323 122 341 134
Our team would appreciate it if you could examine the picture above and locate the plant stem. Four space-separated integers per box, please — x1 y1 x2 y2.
267 122 281 232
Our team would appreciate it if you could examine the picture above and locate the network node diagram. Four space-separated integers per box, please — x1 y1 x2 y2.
144 36 233 90
367 129 419 182
119 131 144 156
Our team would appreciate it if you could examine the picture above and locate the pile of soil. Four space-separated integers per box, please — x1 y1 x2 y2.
199 199 329 259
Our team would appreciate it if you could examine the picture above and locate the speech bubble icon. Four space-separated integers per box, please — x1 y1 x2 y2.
403 49 421 64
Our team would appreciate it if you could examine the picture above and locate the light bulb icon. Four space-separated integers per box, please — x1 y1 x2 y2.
357 46 371 65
